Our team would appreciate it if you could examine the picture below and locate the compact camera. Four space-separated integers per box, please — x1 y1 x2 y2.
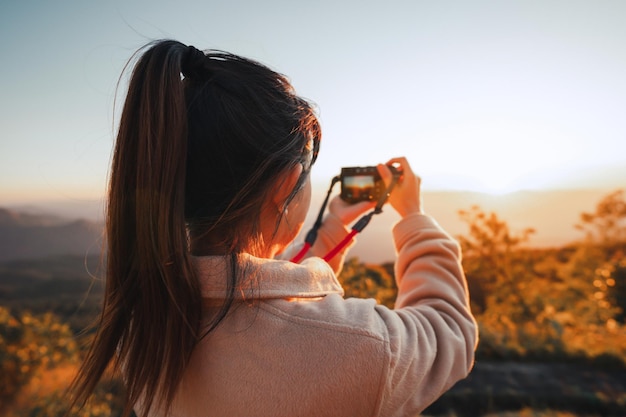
340 165 400 204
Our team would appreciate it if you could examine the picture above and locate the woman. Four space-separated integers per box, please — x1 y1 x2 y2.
69 39 477 417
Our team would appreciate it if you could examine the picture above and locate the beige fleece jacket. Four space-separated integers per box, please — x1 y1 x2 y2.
153 213 477 417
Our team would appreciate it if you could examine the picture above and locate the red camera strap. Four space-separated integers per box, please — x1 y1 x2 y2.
290 173 399 264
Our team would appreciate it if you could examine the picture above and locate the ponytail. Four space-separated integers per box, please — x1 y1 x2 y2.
68 40 201 416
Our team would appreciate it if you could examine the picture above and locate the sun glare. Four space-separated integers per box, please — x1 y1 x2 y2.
472 176 523 196
416 116 588 194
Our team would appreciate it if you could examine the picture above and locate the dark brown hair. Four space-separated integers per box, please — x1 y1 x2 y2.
68 39 320 416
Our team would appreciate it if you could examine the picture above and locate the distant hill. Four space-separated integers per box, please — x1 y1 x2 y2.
0 187 619 263
0 208 103 262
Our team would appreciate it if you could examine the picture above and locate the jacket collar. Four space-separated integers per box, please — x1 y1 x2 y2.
193 253 344 300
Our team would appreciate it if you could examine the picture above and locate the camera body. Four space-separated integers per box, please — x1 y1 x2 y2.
340 165 400 204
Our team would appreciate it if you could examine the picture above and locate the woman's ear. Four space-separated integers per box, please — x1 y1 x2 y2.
271 164 304 209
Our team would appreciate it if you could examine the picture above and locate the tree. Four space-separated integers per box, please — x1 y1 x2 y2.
456 206 575 359
0 307 78 411
457 205 535 315
0 307 130 416
569 189 626 325
576 189 626 245
338 258 397 308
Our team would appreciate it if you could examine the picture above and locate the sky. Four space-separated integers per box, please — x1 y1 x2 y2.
1 0 626 208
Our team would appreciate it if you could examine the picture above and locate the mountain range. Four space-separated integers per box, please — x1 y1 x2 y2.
0 188 618 263
0 208 103 262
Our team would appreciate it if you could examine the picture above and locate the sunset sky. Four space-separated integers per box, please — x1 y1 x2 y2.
1 0 625 206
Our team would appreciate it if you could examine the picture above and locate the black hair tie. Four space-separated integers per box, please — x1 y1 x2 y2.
182 45 208 79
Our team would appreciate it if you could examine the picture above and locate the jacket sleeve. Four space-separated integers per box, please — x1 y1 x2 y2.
375 213 478 416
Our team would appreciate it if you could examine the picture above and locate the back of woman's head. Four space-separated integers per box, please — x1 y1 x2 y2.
182 47 320 250
68 39 320 416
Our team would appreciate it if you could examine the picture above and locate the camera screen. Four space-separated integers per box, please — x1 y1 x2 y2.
344 174 375 198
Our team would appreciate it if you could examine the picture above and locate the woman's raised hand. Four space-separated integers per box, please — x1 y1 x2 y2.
377 157 424 218
328 196 376 226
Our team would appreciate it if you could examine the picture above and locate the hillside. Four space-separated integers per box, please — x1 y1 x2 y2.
0 188 617 263
0 208 103 262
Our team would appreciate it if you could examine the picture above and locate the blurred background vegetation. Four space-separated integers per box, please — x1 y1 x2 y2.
1 189 625 416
